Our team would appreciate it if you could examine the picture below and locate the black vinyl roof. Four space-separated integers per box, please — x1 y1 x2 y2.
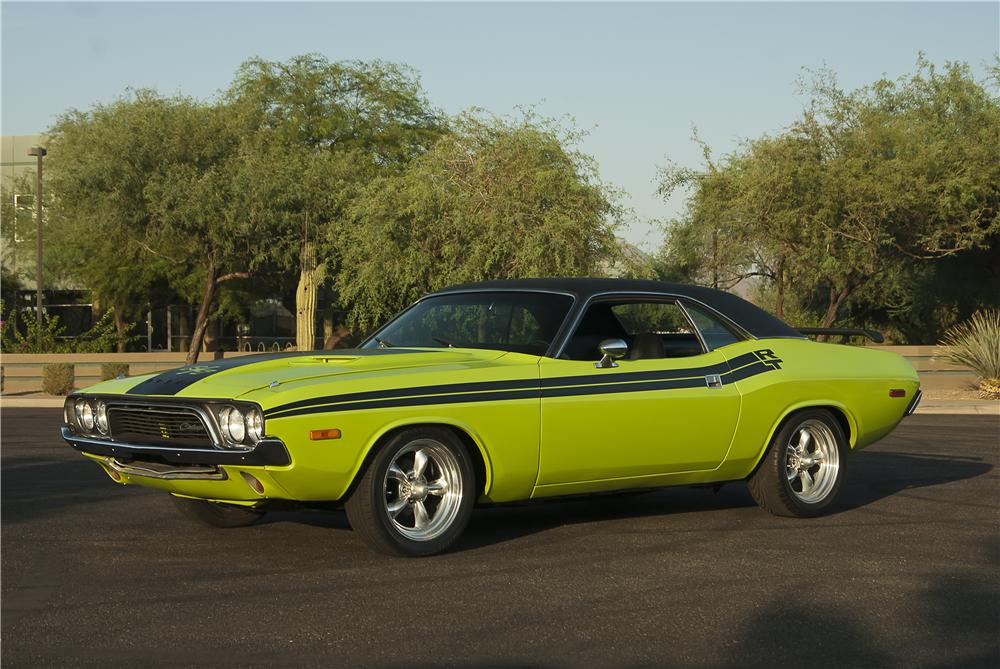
428 278 804 340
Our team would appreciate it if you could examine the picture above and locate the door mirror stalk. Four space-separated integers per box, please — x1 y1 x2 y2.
595 338 629 368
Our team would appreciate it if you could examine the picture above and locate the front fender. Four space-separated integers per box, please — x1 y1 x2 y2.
350 415 495 498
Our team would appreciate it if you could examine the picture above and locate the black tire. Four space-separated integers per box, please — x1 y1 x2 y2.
171 495 265 528
747 409 848 517
345 427 476 557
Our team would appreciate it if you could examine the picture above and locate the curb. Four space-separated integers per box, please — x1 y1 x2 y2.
1 397 67 408
914 401 999 416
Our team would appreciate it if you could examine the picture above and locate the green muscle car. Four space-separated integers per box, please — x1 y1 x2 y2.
61 279 921 556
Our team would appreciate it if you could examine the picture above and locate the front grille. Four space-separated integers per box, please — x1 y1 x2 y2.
108 405 214 448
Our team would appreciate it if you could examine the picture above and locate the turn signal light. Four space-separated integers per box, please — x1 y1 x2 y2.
240 471 265 495
309 429 342 441
889 389 906 398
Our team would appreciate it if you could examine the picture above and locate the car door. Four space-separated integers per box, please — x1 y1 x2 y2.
536 296 742 486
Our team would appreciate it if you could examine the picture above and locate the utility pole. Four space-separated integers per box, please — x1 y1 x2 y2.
27 146 47 347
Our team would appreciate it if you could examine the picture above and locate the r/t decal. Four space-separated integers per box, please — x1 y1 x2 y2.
753 349 783 370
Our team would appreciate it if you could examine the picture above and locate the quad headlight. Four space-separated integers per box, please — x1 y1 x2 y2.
75 398 95 431
217 405 264 447
94 400 109 434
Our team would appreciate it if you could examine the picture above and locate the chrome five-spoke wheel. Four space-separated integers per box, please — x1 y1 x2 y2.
384 439 464 542
784 418 840 504
345 427 475 556
748 409 848 517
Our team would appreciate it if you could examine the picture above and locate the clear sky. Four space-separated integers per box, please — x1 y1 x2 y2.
3 1 998 247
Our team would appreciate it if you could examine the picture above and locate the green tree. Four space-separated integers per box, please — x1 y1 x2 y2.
341 111 623 330
46 92 272 362
46 92 187 351
659 58 1000 338
226 55 445 350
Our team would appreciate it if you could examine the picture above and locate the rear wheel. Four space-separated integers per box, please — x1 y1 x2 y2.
345 427 475 557
748 409 847 517
171 495 265 528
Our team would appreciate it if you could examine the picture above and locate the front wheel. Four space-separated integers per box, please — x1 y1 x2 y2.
747 409 848 517
345 427 475 557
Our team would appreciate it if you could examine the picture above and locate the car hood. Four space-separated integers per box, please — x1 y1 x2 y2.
95 348 517 401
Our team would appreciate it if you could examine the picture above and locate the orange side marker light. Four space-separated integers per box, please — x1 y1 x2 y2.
309 428 342 441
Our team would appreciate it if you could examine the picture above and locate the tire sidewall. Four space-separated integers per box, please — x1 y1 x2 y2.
364 427 476 556
774 410 848 516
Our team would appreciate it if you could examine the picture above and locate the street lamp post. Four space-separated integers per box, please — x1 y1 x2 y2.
27 146 46 347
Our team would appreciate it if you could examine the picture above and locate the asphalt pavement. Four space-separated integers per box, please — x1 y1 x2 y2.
2 409 998 668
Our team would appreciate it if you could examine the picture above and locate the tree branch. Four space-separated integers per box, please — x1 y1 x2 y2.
216 271 250 284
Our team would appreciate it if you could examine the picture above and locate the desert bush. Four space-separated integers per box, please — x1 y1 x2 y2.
42 363 75 395
0 304 137 353
938 310 1000 399
100 362 130 380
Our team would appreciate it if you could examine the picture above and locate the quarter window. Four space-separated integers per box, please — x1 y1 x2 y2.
683 303 744 350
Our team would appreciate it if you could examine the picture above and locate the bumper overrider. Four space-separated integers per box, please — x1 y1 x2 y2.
60 395 291 476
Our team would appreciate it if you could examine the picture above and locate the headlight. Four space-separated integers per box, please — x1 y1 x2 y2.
246 408 263 444
95 401 109 434
76 399 95 431
218 406 246 444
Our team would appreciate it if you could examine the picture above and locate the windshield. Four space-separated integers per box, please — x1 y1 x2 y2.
363 291 574 356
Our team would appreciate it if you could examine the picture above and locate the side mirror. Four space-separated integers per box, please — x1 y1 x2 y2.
595 338 628 369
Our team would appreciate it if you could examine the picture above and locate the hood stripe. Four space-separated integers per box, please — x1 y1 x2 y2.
124 348 429 396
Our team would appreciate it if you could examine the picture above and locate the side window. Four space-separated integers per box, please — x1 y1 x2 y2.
563 299 704 361
683 303 744 350
612 303 693 337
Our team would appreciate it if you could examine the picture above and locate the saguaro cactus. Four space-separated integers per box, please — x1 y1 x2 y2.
296 242 326 351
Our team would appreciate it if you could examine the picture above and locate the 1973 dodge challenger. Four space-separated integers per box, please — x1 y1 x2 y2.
61 279 921 556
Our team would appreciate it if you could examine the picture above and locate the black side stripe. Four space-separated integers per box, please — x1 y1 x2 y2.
264 377 540 417
266 353 783 421
263 351 768 418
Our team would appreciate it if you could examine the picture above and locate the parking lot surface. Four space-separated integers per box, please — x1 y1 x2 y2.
2 409 997 668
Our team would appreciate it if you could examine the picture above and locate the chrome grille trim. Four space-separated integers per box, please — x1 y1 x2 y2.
105 401 222 449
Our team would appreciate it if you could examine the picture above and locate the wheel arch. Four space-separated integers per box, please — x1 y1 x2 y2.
344 417 494 501
747 400 857 476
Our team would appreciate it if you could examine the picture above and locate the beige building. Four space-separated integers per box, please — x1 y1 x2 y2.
2 134 48 289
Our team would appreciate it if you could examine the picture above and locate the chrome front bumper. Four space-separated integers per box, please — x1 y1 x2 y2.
60 426 291 467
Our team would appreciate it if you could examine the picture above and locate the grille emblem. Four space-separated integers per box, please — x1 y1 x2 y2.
159 424 170 439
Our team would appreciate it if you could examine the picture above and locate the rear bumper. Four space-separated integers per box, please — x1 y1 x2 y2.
60 425 291 467
905 389 923 416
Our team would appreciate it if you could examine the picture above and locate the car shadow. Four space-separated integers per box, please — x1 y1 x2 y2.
832 449 993 513
451 449 992 552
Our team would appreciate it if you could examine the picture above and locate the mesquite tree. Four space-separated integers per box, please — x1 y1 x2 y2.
659 58 1000 336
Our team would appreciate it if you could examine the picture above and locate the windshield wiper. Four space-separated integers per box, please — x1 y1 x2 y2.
431 336 454 348
374 336 393 348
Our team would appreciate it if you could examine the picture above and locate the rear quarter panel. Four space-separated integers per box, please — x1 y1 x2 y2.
721 339 919 478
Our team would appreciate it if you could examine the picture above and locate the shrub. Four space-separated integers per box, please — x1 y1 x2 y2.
100 362 130 381
938 310 1000 399
42 363 75 395
0 303 137 353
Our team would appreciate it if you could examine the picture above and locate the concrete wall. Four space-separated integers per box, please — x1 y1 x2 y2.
865 345 977 392
0 346 976 395
0 352 261 394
